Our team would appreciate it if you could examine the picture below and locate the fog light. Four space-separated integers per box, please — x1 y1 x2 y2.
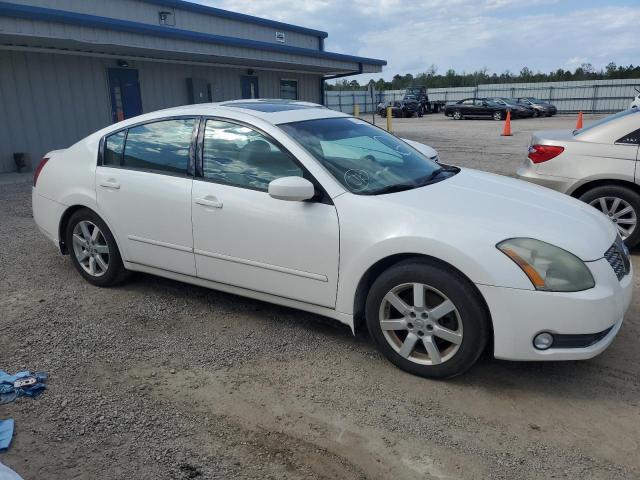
533 332 554 350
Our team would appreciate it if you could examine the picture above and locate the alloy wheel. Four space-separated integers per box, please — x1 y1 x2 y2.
589 196 637 239
378 283 463 365
72 220 110 277
453 110 462 120
493 111 503 121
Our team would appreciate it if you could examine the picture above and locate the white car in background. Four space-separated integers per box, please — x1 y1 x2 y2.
517 108 640 247
631 91 640 109
32 100 632 378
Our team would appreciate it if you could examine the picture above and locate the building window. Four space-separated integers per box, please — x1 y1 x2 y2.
280 79 298 100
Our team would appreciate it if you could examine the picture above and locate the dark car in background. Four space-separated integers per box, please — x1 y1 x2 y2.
514 97 557 117
484 97 534 118
377 98 420 118
444 98 509 120
404 86 446 114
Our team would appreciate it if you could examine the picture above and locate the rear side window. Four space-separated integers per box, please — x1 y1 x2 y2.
103 130 126 166
617 128 640 145
123 119 195 174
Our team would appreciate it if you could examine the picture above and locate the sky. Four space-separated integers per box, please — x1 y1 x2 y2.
196 0 640 83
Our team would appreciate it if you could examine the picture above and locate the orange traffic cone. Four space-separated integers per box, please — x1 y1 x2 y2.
501 111 512 136
576 111 584 130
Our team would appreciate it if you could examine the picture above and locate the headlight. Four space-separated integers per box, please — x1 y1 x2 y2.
497 238 595 292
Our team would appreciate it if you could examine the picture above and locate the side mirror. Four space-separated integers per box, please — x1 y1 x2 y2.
268 176 315 202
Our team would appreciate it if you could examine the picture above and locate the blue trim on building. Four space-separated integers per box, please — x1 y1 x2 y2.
0 2 386 66
142 0 329 38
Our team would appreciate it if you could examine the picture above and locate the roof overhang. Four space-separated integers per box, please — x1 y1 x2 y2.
0 1 385 76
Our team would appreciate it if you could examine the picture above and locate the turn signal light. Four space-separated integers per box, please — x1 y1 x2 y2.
528 145 564 164
33 157 49 187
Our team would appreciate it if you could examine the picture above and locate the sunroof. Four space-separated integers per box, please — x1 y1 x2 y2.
221 101 319 112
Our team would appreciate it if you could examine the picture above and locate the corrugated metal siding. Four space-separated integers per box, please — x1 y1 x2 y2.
6 0 320 49
0 16 357 72
0 49 321 173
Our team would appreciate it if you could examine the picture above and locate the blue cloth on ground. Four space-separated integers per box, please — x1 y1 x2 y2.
0 420 14 450
0 371 48 405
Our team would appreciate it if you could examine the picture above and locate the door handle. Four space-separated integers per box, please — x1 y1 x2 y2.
99 179 120 189
195 196 223 209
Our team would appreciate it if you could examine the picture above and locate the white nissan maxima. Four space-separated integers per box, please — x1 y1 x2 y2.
32 100 633 378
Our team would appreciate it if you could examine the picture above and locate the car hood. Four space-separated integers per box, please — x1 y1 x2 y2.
378 168 615 261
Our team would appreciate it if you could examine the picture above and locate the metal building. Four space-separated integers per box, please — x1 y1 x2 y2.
0 0 386 173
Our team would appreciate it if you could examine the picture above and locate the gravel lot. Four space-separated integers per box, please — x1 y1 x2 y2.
1 113 639 480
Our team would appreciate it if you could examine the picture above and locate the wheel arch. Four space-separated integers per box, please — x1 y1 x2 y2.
58 204 124 258
569 178 640 199
352 253 494 344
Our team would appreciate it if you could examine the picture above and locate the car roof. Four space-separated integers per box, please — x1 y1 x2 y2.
111 100 349 129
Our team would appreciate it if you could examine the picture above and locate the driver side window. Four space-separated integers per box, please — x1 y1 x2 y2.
202 120 302 191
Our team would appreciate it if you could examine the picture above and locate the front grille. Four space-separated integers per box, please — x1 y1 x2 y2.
604 242 628 280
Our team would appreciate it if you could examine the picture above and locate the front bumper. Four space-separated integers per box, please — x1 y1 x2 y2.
478 258 633 361
516 159 577 194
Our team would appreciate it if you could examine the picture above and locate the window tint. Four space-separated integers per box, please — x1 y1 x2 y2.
123 119 195 174
617 128 640 144
103 130 126 166
462 99 473 105
202 120 302 191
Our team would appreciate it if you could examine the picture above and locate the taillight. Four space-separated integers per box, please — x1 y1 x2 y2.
528 144 564 164
33 157 49 187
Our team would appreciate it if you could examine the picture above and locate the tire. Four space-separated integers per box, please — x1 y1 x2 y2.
452 110 463 120
365 259 490 379
534 109 541 117
493 111 504 121
65 208 128 287
579 185 640 248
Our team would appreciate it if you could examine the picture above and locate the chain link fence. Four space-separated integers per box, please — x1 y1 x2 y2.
324 78 640 114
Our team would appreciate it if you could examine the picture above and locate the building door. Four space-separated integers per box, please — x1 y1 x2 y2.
240 76 259 99
107 68 143 123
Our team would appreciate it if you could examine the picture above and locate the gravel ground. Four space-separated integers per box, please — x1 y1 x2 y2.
1 113 639 480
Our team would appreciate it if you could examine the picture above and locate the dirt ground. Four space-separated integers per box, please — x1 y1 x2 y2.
1 113 639 480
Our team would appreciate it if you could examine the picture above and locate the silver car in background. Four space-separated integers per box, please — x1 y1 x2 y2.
517 109 640 247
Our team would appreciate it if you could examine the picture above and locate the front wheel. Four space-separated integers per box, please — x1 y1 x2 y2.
366 259 490 379
65 209 127 286
579 185 640 247
493 111 504 121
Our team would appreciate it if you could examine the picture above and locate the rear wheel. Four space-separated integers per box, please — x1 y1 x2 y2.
65 209 127 286
493 111 504 121
579 185 640 247
452 110 463 120
365 259 490 379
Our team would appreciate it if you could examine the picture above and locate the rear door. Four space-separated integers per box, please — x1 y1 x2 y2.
96 117 198 275
459 99 475 116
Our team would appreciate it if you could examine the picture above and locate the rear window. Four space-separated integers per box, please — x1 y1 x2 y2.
574 109 640 136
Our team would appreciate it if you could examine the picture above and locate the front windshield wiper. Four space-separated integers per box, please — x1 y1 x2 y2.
367 167 450 195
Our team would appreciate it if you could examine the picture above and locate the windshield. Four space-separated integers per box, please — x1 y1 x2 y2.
574 108 640 135
279 117 445 195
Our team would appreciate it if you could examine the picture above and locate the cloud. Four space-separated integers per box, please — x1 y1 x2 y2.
194 0 640 81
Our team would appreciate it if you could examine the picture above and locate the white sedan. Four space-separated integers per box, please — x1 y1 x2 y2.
32 100 633 378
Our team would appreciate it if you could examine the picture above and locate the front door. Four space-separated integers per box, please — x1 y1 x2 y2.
241 76 259 99
96 118 197 275
108 68 143 123
191 118 339 307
